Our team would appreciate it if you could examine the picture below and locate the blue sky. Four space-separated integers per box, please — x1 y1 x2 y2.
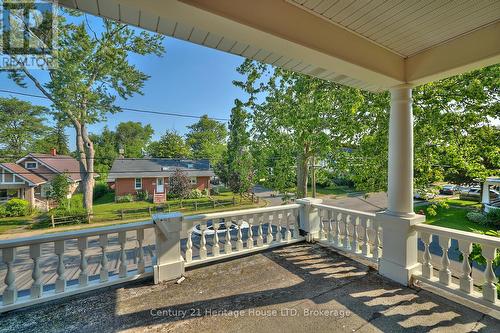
0 12 249 150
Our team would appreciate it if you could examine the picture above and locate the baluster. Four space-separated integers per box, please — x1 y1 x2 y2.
335 212 342 246
200 222 207 259
319 210 325 240
267 213 274 244
276 212 282 242
3 247 17 305
246 215 254 249
212 221 220 256
30 244 43 299
54 240 66 292
438 236 451 285
225 218 233 254
137 229 145 274
343 215 351 250
118 231 128 278
420 232 433 279
236 218 244 251
482 245 498 303
326 213 333 243
352 216 360 253
257 214 265 246
293 209 300 239
186 230 193 263
458 240 472 294
78 237 88 286
99 234 109 282
373 221 382 260
361 217 371 257
285 211 292 241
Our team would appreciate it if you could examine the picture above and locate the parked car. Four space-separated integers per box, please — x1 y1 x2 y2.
459 188 500 201
439 184 458 195
414 189 436 200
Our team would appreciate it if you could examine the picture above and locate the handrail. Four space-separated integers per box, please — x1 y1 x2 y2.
414 224 500 247
0 220 154 249
312 203 376 217
184 203 300 222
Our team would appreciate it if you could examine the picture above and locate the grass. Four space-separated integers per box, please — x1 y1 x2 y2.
0 216 32 233
307 184 358 197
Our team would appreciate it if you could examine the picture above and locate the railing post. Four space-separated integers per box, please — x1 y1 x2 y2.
152 212 185 284
296 198 322 242
376 212 424 286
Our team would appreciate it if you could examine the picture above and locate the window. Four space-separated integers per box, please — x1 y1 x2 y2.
135 178 142 190
25 162 38 169
189 177 197 185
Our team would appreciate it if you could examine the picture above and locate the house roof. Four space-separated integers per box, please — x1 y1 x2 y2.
0 163 47 186
107 158 214 181
18 153 84 182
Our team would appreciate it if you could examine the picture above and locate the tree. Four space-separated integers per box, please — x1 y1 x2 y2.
48 173 71 207
236 60 364 198
217 100 254 196
169 168 190 201
186 115 227 165
147 130 191 158
4 14 165 212
90 126 118 177
0 97 48 159
116 121 154 158
31 119 70 155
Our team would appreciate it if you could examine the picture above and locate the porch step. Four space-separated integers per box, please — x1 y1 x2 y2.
153 193 166 204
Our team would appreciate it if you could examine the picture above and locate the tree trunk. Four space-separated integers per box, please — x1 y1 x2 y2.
311 156 317 198
296 152 309 199
74 121 95 213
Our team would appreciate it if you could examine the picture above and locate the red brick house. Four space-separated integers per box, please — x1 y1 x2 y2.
0 149 85 210
107 158 215 203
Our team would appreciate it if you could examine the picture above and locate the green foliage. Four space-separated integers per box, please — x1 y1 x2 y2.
136 190 149 201
116 194 134 203
4 199 30 217
169 168 191 199
466 211 488 225
0 205 6 218
116 121 154 157
188 189 204 199
186 115 227 165
93 182 110 200
486 209 500 226
147 130 191 158
48 173 71 206
30 120 70 155
0 98 48 158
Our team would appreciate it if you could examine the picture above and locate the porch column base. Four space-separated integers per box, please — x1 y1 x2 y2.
153 212 185 284
296 197 323 242
376 211 425 286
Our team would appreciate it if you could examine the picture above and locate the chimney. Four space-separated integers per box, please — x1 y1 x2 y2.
50 148 57 156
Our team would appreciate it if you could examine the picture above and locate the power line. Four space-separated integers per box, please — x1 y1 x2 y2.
0 88 229 121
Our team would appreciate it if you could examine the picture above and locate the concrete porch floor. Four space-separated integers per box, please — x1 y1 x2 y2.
0 244 498 333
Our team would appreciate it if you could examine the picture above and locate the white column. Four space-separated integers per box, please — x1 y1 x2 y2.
387 85 414 216
377 85 425 286
481 181 490 205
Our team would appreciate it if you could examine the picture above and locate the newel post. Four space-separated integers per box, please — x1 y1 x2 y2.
377 85 425 286
296 197 323 242
153 212 185 284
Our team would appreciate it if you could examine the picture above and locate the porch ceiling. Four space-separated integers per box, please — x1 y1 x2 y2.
57 0 500 91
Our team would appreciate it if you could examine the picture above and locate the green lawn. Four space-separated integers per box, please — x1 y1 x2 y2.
307 184 358 197
418 203 498 237
0 216 33 233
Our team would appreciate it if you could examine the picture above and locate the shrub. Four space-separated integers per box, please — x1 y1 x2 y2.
51 207 86 218
486 208 500 226
4 198 30 217
116 194 134 203
48 174 71 206
0 205 6 218
202 188 210 197
93 182 110 200
136 190 149 201
188 189 204 199
466 211 488 225
210 187 220 195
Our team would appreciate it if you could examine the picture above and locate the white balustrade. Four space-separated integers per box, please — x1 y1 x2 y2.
182 204 303 267
311 204 378 263
414 224 500 311
0 221 155 313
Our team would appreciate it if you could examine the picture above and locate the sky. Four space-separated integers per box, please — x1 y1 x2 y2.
0 11 250 151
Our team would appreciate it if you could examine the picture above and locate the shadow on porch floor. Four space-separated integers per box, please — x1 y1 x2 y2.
0 244 497 333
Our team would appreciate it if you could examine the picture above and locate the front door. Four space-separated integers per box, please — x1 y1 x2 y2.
156 177 164 193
